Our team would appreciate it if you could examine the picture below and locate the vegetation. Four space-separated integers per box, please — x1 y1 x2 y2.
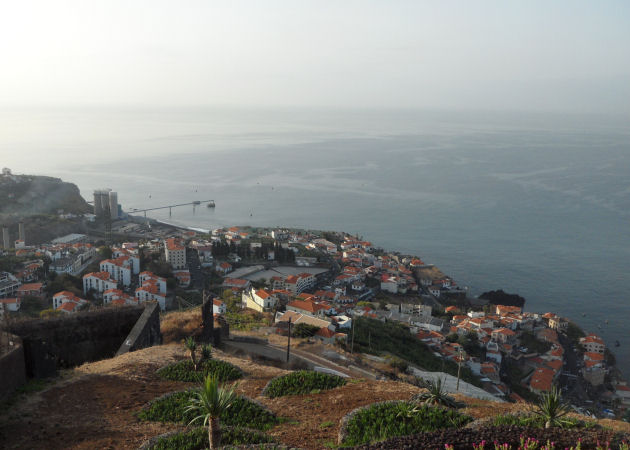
185 337 198 371
412 378 461 408
565 321 587 346
150 426 273 450
137 390 280 431
352 317 483 387
341 401 473 446
493 413 599 429
533 385 573 428
184 375 240 449
479 289 526 307
157 359 242 383
263 371 347 398
291 323 320 338
519 331 552 355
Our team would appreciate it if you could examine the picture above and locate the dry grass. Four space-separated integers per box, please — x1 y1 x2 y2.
160 309 202 344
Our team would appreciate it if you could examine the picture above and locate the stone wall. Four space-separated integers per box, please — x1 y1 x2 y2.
4 306 145 377
116 303 162 355
0 333 26 402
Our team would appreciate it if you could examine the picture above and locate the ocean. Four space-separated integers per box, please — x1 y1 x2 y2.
2 106 629 374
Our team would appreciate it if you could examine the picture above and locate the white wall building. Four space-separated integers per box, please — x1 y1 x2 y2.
82 272 117 295
165 238 186 269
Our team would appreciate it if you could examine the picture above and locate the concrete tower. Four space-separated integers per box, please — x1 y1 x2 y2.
18 222 25 243
2 227 10 249
108 191 118 220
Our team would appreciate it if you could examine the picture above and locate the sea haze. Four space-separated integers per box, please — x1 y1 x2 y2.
3 107 629 374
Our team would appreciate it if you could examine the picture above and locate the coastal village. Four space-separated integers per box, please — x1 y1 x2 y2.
1 205 629 421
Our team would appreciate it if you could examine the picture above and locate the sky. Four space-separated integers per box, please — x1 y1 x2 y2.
0 1 629 113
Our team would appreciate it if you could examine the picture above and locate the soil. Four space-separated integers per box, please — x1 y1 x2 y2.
1 342 629 450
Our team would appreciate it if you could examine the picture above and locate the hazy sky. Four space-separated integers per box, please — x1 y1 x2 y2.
1 1 629 113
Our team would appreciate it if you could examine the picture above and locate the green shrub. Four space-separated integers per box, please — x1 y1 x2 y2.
263 371 347 398
342 401 473 446
151 426 273 450
492 413 599 429
157 359 242 382
137 391 280 431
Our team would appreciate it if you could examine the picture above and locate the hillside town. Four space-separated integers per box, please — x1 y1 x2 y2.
0 219 628 421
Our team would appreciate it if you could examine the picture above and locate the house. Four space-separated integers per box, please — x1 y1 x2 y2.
615 385 630 407
274 310 332 329
100 257 132 286
286 299 327 317
529 367 555 394
580 334 605 354
314 327 347 345
496 305 522 316
112 248 140 273
103 289 137 306
0 272 21 298
139 272 167 293
173 270 191 287
164 238 186 269
52 290 88 313
216 262 232 274
222 278 251 292
491 328 516 344
241 288 277 312
0 297 21 312
213 299 226 315
16 282 44 298
284 273 316 295
82 272 117 296
135 284 166 310
380 275 398 293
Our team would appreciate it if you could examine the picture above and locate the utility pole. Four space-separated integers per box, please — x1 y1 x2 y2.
456 347 463 391
350 318 355 354
286 317 292 363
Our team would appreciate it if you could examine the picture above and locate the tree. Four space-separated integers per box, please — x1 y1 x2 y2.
292 323 320 338
98 246 112 259
185 374 239 449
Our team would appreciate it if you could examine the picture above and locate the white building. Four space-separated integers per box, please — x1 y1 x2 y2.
103 288 138 306
580 334 606 354
139 272 167 294
242 288 277 312
112 248 140 274
165 238 186 269
0 272 21 298
213 299 227 314
100 257 132 286
82 272 117 296
135 284 166 310
53 290 88 313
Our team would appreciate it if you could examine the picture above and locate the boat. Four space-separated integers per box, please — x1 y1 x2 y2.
207 201 215 208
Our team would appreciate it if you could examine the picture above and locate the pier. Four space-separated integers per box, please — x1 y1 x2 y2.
127 200 214 217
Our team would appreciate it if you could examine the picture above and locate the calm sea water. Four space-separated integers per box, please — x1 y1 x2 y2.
2 107 629 374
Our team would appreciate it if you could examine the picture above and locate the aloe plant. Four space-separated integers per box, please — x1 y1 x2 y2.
201 344 213 362
534 385 573 428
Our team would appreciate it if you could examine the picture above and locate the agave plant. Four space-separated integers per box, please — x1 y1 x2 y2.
534 385 573 428
184 374 239 449
201 344 213 362
412 377 461 408
185 336 198 371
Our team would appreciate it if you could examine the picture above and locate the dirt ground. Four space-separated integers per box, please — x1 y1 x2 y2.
1 343 629 450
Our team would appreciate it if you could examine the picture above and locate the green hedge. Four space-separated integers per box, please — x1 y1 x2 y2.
137 391 280 431
150 426 273 450
342 401 473 446
492 414 600 429
157 359 242 382
263 370 347 398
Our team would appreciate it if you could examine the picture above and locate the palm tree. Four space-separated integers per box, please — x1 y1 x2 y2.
534 385 572 428
185 374 239 449
185 336 198 371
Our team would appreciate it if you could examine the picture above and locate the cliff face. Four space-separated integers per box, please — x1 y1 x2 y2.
0 174 91 217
